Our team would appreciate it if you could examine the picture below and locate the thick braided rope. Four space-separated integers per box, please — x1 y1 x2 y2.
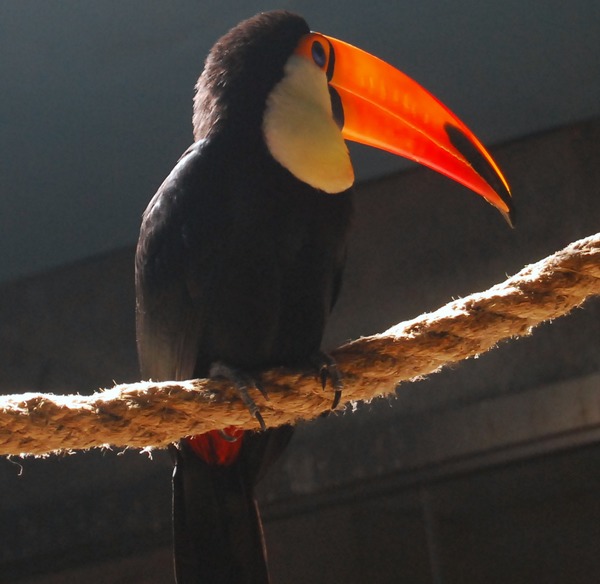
1 233 598 456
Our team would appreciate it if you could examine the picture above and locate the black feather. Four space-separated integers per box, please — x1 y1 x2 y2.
135 11 352 584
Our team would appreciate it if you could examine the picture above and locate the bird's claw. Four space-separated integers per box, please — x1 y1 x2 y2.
209 361 267 431
218 429 240 442
310 351 343 409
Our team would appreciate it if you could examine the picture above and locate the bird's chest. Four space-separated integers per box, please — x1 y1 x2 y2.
228 181 350 287
199 183 352 367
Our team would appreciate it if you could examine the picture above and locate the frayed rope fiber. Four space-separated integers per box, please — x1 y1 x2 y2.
1 233 599 456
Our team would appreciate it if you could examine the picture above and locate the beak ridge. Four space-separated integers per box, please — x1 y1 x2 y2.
315 33 514 224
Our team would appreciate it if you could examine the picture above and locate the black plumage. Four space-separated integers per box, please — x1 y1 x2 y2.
136 9 514 583
135 11 352 584
136 134 352 382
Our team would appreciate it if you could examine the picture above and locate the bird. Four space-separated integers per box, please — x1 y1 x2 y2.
135 10 514 584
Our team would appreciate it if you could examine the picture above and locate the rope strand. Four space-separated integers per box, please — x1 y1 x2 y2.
1 233 598 456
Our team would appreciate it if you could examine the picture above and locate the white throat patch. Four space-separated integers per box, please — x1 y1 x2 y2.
262 55 354 194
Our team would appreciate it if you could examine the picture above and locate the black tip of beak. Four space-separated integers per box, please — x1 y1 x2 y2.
501 206 516 229
445 123 515 228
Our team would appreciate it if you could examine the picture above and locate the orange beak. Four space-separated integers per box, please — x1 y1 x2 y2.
295 33 514 226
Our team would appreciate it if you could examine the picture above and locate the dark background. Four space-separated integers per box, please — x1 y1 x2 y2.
1 2 599 583
1 0 599 283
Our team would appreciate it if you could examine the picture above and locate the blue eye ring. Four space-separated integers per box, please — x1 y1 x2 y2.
311 40 327 68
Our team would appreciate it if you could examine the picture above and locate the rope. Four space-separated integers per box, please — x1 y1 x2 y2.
1 233 598 456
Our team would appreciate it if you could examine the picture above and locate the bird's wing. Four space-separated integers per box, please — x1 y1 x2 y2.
135 140 225 382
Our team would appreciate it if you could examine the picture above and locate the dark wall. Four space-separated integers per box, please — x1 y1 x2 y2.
2 1 600 283
1 118 599 583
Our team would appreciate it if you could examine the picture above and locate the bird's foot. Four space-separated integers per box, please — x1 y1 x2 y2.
209 361 267 431
309 350 343 409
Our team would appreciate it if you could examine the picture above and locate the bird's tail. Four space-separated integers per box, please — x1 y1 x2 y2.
172 427 292 584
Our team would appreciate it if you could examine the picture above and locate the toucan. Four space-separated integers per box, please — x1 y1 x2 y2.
135 10 514 584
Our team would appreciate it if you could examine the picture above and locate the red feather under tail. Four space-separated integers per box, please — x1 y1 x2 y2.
186 427 245 465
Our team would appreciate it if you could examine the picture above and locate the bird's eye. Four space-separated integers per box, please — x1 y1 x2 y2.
311 41 327 68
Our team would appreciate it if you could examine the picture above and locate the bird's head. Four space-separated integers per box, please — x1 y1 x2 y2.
193 10 514 225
